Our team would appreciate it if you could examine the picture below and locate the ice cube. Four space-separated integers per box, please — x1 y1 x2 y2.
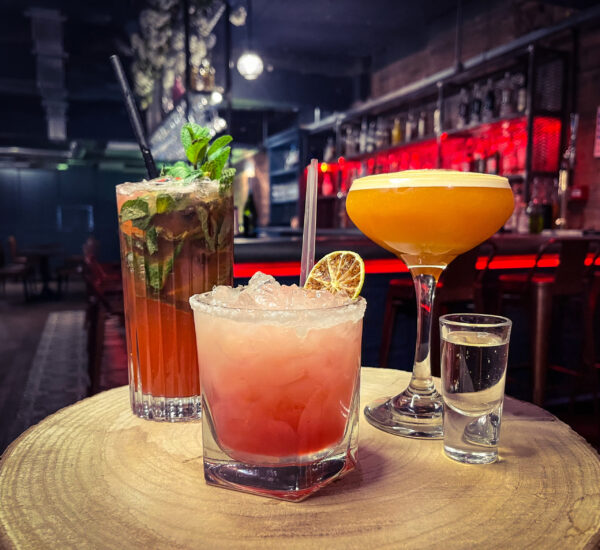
247 271 277 289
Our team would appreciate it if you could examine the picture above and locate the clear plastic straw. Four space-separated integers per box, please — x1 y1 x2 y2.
299 159 319 287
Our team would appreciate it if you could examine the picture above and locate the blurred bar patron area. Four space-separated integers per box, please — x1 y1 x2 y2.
0 0 599 456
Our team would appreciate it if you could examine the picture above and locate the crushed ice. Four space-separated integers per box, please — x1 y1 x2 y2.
202 272 352 310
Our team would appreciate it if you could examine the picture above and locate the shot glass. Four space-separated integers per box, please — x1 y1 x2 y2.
190 287 366 501
439 313 512 464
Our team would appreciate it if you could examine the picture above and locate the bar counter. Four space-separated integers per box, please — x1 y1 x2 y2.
233 229 600 278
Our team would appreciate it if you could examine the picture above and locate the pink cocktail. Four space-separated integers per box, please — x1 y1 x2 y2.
190 273 366 501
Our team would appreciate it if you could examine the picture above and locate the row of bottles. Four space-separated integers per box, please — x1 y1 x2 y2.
456 72 527 130
331 69 528 160
505 178 556 234
340 110 439 157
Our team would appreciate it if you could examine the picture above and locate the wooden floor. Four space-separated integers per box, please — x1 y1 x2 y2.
0 279 598 454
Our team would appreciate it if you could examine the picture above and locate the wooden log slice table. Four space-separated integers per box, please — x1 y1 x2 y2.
1 368 599 549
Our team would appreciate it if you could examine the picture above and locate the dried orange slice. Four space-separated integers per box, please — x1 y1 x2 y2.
304 251 365 299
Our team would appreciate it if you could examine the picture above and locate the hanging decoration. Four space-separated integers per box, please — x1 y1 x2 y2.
130 0 226 127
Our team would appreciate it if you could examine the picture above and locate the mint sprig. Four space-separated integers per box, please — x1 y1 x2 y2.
164 123 236 190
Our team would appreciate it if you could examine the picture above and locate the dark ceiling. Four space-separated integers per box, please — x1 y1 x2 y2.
0 0 596 156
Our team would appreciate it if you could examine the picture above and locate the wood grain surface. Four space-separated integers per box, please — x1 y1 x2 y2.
1 368 599 549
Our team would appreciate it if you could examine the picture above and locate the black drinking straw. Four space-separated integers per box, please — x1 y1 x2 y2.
110 54 159 179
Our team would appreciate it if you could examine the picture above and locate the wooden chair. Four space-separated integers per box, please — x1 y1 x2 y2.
582 248 600 435
82 242 123 395
379 243 496 374
497 237 600 406
7 235 28 265
0 244 34 300
56 255 84 296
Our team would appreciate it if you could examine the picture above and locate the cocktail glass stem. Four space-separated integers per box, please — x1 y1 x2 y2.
364 272 444 439
407 273 439 393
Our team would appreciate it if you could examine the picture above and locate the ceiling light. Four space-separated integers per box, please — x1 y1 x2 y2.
237 50 263 80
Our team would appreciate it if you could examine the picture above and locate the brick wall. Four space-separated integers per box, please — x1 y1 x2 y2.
371 1 572 97
371 2 600 229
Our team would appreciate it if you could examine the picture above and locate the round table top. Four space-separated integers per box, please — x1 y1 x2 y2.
1 368 599 549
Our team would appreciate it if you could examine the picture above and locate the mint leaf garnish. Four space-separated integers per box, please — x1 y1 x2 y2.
186 141 209 168
156 193 175 214
145 240 184 291
163 124 236 187
120 198 149 222
220 168 236 192
207 135 232 160
146 262 162 291
181 123 211 168
165 161 192 179
217 215 233 249
146 226 158 255
201 146 230 181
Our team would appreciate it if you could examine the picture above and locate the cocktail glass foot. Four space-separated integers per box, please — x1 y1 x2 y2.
364 385 443 439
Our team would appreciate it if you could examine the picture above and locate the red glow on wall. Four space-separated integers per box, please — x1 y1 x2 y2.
532 117 562 172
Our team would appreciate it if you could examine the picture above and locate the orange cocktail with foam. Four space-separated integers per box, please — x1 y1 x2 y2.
346 170 514 277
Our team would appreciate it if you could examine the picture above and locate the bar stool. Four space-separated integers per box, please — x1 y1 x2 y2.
379 243 496 373
497 237 600 406
583 249 600 431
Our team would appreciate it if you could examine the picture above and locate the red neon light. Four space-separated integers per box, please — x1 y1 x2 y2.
234 254 600 279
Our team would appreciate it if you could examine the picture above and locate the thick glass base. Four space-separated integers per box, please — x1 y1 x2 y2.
443 444 498 464
202 393 359 501
442 406 500 464
204 452 356 502
131 392 202 421
364 387 443 439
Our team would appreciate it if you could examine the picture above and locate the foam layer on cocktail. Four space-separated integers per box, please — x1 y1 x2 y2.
349 169 510 190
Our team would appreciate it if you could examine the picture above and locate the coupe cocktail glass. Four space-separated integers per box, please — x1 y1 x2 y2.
117 177 233 421
190 273 366 501
346 170 513 438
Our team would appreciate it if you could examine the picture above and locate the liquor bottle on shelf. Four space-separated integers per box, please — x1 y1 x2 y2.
433 105 441 135
457 88 470 129
555 113 579 229
243 186 258 238
344 126 357 157
391 118 403 145
526 178 544 234
470 82 483 125
485 151 501 175
482 78 496 122
417 111 427 139
366 121 377 152
375 117 388 149
405 112 415 142
323 136 335 163
498 71 515 118
505 184 523 232
514 73 527 114
472 152 485 173
359 118 368 153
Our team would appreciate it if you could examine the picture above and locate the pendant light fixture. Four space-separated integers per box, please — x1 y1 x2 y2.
236 0 263 80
